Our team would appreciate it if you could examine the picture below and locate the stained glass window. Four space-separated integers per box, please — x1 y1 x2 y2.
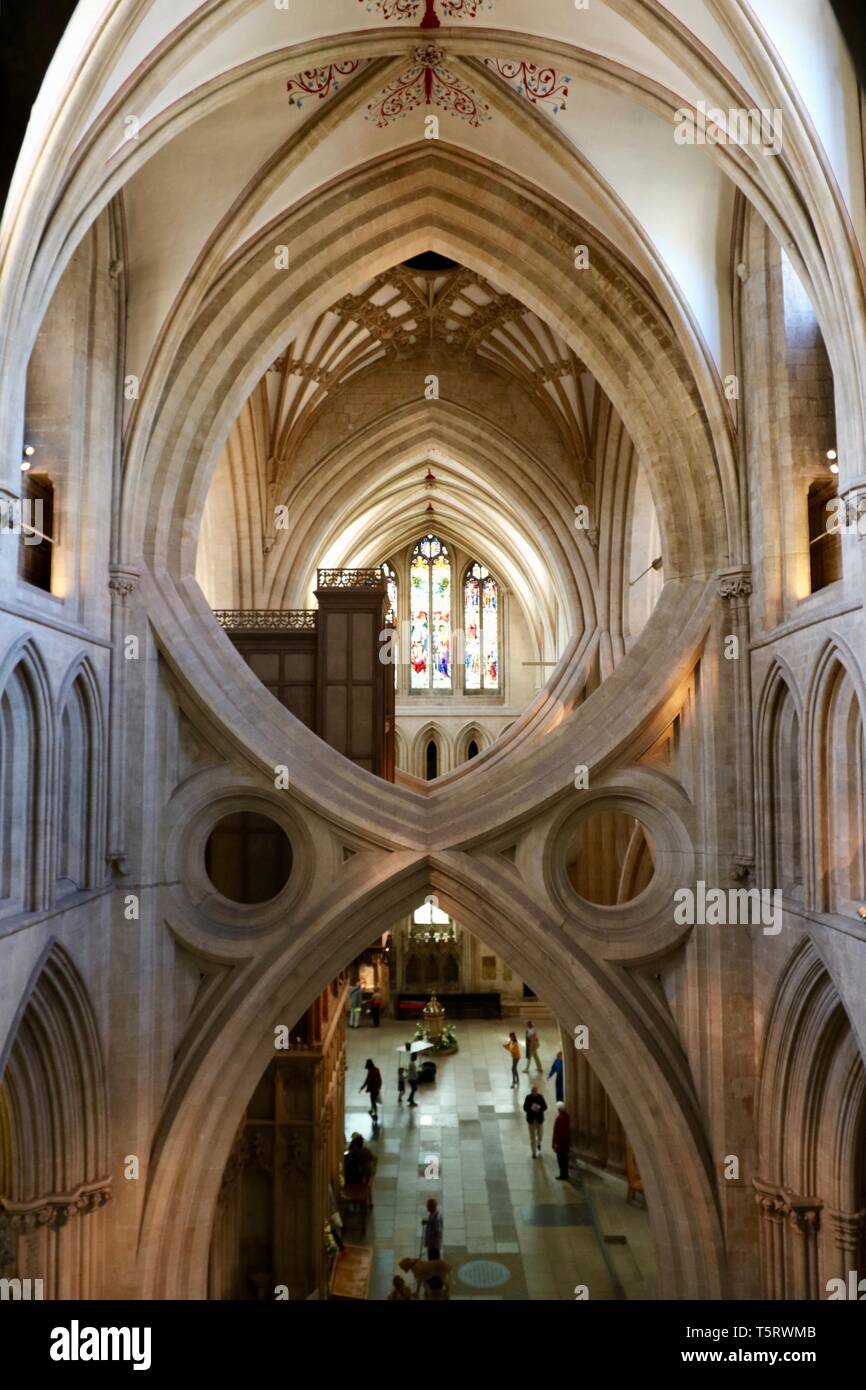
464 561 498 690
410 535 451 690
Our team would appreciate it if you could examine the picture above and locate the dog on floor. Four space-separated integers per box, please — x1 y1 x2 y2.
398 1256 453 1296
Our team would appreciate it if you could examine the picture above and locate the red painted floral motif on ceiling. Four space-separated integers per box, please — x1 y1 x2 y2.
358 0 492 26
484 59 571 114
366 43 491 127
287 61 365 108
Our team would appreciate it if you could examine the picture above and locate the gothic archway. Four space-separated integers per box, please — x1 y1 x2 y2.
0 941 111 1298
137 863 726 1301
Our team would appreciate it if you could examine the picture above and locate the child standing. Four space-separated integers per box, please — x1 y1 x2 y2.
397 1063 406 1105
503 1032 521 1088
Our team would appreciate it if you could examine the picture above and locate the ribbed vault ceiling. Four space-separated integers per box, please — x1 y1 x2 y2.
263 257 588 474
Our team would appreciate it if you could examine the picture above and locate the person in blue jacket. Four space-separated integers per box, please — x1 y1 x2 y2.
548 1049 564 1103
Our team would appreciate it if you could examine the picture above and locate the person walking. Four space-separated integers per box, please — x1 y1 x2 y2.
523 1021 543 1075
552 1101 571 1180
422 1197 443 1259
370 988 382 1028
397 1063 406 1105
523 1085 547 1157
503 1031 521 1088
360 1058 382 1120
406 1051 419 1106
348 981 362 1029
548 1049 564 1102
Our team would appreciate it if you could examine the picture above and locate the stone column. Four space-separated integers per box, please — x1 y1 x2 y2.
826 1207 866 1291
0 479 21 592
106 567 139 875
783 1189 823 1300
754 1179 786 1299
718 568 755 878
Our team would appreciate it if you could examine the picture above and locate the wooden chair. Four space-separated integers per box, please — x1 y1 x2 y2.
341 1182 370 1234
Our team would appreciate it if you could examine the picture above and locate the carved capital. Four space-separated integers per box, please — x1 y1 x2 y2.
106 850 129 877
732 856 755 883
718 568 752 601
108 567 140 604
3 1180 111 1232
837 487 866 538
753 1177 785 1223
781 1187 823 1235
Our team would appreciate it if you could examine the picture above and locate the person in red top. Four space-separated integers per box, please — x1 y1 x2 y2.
360 1058 383 1121
552 1101 571 1180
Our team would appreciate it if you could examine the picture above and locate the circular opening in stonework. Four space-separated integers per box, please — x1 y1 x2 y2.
565 812 655 907
204 812 293 904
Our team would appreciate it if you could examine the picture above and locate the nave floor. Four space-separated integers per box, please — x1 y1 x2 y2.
345 1015 656 1300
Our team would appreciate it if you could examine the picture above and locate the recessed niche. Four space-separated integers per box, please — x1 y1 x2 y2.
204 811 293 905
565 812 655 907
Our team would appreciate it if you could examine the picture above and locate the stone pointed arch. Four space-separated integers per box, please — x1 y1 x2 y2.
456 722 491 766
126 145 729 583
755 937 866 1298
804 639 866 914
392 725 409 775
137 860 726 1301
755 660 804 899
413 722 446 781
0 638 54 917
114 143 729 845
0 940 110 1298
55 656 107 895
